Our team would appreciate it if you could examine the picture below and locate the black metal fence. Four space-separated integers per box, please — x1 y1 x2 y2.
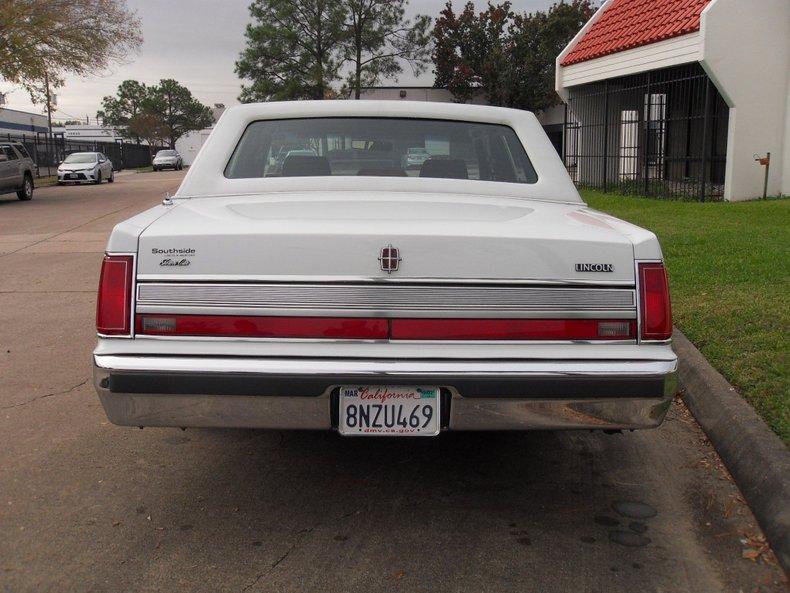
1 131 163 178
563 63 729 200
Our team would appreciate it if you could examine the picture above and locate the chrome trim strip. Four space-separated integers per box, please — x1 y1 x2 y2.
134 305 636 319
94 354 677 378
135 274 637 286
136 282 636 315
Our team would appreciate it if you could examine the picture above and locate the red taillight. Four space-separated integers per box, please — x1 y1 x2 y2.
638 262 672 340
391 318 635 340
136 315 388 339
136 315 635 341
96 255 133 335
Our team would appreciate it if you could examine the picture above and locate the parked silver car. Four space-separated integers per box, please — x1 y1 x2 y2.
0 142 35 201
57 152 114 184
152 149 183 171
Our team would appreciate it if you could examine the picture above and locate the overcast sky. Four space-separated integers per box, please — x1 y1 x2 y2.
2 0 559 122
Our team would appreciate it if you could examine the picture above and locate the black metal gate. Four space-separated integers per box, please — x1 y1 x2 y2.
563 63 728 200
1 131 162 177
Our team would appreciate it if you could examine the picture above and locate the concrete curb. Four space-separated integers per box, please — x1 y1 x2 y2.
673 329 790 574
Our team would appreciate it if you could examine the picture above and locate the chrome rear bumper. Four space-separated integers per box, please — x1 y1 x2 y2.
93 355 677 431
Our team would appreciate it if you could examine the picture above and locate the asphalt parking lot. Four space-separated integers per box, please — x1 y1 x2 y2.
0 170 785 593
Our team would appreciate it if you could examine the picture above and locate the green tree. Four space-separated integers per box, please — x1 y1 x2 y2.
432 2 513 105
235 0 347 101
0 0 141 103
432 0 595 111
506 1 596 112
147 79 214 148
343 0 432 99
128 110 169 149
97 80 150 143
98 79 213 148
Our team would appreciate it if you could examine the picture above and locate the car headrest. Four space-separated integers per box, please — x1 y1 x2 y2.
419 157 468 180
282 155 331 177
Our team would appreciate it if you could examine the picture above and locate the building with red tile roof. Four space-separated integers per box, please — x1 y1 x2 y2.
555 0 790 201
561 0 710 66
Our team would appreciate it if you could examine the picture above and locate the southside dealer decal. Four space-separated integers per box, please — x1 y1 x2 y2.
153 247 195 267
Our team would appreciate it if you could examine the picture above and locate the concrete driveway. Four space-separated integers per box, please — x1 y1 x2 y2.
0 171 784 592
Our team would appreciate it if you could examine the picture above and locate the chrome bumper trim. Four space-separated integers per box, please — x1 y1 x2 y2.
94 355 675 377
94 355 677 431
135 282 636 317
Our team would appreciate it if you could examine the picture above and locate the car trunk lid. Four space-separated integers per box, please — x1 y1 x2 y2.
136 192 635 283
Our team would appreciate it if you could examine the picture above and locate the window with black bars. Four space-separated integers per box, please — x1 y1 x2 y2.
562 63 729 201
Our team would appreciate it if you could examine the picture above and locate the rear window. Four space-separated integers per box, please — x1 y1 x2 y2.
224 118 537 184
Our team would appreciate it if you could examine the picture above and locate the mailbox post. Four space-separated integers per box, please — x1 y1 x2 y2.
753 152 770 199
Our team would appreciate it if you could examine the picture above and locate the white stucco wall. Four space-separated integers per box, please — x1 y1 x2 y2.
700 0 790 200
784 74 790 196
175 128 214 166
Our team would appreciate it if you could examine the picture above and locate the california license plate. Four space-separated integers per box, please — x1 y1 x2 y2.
339 386 440 436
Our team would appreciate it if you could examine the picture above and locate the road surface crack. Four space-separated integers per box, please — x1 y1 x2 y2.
1 379 88 410
241 526 315 593
240 509 358 592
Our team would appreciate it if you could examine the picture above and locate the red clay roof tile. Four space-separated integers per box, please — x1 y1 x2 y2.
561 0 710 66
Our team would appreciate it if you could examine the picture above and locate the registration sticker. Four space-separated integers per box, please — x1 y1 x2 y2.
338 386 440 436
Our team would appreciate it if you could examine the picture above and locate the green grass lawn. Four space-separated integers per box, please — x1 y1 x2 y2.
582 190 789 442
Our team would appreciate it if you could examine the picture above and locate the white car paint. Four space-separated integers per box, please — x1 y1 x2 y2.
95 101 676 433
152 150 183 171
57 152 114 184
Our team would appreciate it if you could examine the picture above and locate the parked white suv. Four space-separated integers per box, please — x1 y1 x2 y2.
57 152 114 184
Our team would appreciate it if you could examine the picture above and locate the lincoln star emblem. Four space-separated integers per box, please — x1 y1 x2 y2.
379 245 401 273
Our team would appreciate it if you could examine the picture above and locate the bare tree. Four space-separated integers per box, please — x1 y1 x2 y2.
0 0 142 103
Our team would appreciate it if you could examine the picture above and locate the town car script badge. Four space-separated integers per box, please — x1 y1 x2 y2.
379 245 401 273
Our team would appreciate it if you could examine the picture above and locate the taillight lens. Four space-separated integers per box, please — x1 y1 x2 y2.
638 262 672 340
96 255 133 335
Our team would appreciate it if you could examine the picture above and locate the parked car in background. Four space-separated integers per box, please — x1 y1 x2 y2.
402 147 431 169
269 146 317 175
0 142 35 201
93 101 676 437
57 152 114 185
152 150 183 171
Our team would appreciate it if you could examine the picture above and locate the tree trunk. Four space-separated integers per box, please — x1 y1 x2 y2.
354 38 362 100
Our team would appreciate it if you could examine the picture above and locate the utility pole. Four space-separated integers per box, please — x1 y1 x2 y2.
44 71 54 176
44 71 53 135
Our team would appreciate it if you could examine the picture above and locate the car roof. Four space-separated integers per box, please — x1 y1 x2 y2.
177 100 582 204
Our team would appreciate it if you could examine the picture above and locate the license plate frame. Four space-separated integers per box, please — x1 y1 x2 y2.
338 385 441 437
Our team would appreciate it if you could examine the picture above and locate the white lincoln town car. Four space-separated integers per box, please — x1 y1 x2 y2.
93 101 677 436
